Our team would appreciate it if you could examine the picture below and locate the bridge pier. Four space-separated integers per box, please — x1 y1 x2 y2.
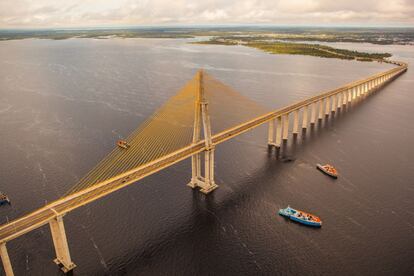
331 96 336 113
310 103 316 125
325 97 330 116
188 149 217 194
275 116 282 147
49 215 76 273
0 243 13 276
268 119 275 146
337 94 342 109
293 110 299 134
190 153 201 187
302 106 308 129
318 100 324 120
282 115 289 140
199 148 217 194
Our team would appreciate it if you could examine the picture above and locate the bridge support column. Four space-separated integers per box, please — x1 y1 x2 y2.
268 119 275 146
282 114 289 140
343 91 347 105
302 106 308 129
337 94 341 109
352 87 357 100
356 85 361 98
0 243 14 276
318 100 324 120
49 216 76 273
325 97 330 116
348 89 352 103
310 103 316 125
189 153 201 187
275 116 282 147
331 96 337 113
293 110 299 134
200 148 217 194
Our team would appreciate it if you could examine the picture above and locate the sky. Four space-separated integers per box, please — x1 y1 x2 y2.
1 0 414 29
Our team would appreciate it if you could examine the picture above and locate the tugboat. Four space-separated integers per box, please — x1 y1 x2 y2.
279 206 322 227
0 192 10 205
117 140 130 149
316 163 338 178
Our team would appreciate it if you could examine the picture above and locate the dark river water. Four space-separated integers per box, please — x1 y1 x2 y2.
0 38 413 275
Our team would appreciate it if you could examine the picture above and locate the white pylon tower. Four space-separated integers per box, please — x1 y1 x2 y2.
188 70 218 194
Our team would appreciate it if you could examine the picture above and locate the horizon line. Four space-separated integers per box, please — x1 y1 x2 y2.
1 23 414 31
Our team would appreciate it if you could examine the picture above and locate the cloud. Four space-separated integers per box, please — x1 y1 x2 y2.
0 0 413 28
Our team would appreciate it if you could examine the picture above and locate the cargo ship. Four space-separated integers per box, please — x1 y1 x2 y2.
316 163 338 178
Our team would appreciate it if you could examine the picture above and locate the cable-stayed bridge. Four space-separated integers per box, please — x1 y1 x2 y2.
0 61 407 275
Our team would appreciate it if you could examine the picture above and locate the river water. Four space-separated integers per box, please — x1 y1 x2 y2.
0 38 413 275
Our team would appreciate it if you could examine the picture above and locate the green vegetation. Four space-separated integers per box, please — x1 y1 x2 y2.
194 38 392 62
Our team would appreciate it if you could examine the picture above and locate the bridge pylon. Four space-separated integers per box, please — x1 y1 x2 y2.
187 70 218 194
49 211 76 273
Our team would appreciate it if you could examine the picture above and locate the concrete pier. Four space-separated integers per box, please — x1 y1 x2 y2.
282 114 289 140
0 243 13 276
302 106 308 129
49 216 76 272
275 116 282 147
310 103 316 124
318 100 324 120
293 110 299 134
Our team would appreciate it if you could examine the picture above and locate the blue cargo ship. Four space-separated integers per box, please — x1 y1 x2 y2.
278 206 322 227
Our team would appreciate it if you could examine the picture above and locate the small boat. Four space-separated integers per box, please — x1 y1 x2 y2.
316 163 338 178
0 192 10 205
279 206 322 227
117 140 130 149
